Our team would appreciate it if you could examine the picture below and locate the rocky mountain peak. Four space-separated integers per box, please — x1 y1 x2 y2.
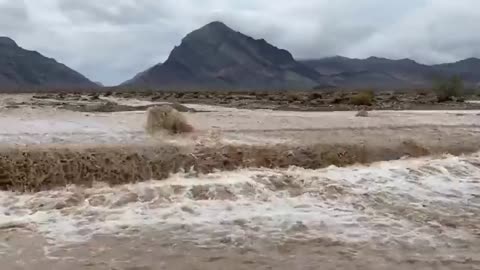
124 21 324 89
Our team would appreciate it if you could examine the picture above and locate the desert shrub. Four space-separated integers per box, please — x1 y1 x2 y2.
308 92 323 100
287 93 302 102
349 90 375 106
415 89 430 96
433 75 464 102
462 88 476 96
462 87 480 99
174 92 185 98
255 92 269 98
145 105 194 135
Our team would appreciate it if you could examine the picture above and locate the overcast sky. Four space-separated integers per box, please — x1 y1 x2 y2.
1 0 479 85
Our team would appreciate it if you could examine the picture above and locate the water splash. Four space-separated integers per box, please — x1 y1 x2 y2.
1 153 479 250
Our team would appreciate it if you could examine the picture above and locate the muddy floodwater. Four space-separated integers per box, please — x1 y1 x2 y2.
2 155 480 269
1 95 480 269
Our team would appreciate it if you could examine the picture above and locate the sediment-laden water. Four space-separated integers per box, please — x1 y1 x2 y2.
1 152 480 269
1 104 480 268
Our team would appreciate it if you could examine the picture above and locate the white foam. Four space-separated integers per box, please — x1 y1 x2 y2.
1 153 479 249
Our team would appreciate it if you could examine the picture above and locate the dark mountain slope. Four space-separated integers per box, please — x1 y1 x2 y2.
302 56 441 88
123 22 327 89
0 37 96 88
433 58 480 86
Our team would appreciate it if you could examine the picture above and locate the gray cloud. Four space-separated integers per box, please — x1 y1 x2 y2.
0 0 479 85
57 0 172 26
0 0 31 33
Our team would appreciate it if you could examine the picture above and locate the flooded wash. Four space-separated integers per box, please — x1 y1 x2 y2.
1 153 480 269
1 102 480 269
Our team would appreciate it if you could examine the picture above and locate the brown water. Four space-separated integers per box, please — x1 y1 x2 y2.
1 139 478 192
1 153 480 269
3 231 479 270
1 99 480 269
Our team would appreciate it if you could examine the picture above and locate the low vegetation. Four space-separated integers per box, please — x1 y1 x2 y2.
462 87 480 98
145 105 194 135
8 88 480 114
433 75 464 102
349 90 375 106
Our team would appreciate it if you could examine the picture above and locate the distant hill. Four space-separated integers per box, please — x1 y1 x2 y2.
4 22 476 91
123 21 329 90
302 56 480 89
0 37 96 89
125 21 480 90
433 58 480 85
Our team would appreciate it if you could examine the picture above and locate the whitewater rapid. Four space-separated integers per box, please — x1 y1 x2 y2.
1 152 479 255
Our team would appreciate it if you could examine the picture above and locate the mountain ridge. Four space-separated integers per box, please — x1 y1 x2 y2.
122 21 329 89
0 36 96 88
125 21 480 90
2 23 479 90
301 56 480 89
